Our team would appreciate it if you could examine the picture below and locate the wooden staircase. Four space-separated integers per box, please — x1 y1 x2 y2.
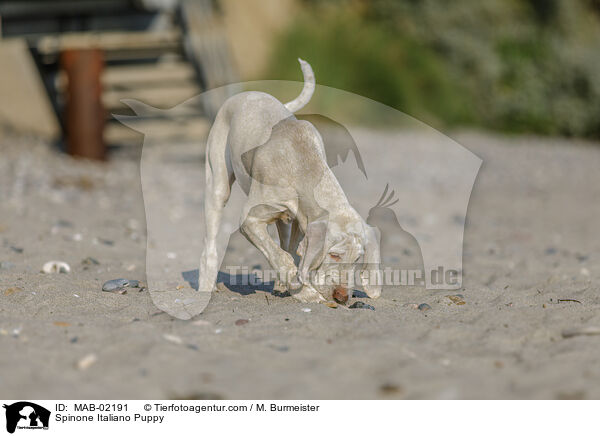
2 0 237 150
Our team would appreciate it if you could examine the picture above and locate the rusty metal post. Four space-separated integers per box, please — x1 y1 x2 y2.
60 49 106 160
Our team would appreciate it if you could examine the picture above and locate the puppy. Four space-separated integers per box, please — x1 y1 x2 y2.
199 59 381 303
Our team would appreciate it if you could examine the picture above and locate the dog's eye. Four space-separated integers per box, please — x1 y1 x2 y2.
329 253 341 261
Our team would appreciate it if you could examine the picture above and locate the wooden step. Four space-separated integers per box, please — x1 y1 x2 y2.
55 62 197 90
104 117 210 144
37 30 182 54
102 83 203 110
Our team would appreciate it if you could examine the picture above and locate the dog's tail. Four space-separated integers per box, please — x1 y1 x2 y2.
284 58 315 113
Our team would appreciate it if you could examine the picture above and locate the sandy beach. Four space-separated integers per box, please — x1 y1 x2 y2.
1 128 599 400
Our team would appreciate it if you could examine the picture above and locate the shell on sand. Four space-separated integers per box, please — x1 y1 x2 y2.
42 261 71 274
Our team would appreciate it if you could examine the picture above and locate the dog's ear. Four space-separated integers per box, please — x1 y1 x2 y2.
298 218 328 283
360 223 382 298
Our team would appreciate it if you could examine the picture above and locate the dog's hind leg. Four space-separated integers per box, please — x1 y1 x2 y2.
199 114 234 295
288 219 302 263
276 220 291 252
274 219 293 293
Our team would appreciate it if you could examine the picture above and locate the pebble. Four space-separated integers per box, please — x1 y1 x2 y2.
163 334 183 345
235 319 249 326
562 326 600 338
76 353 97 370
379 383 403 395
349 301 375 310
192 320 211 327
53 321 71 327
82 257 100 265
301 308 311 313
94 237 114 246
446 295 466 305
42 261 70 274
4 287 23 296
418 303 432 311
101 278 143 293
102 278 129 292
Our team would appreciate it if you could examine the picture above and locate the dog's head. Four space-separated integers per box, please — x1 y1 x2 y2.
297 216 381 303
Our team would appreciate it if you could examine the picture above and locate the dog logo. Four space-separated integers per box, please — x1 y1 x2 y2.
2 402 50 434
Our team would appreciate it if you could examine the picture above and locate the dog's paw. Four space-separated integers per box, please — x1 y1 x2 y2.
292 285 325 303
273 279 287 293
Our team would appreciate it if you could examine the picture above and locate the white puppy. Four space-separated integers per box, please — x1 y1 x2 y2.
199 59 381 303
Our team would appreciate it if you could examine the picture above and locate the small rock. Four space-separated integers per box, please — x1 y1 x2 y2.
235 319 249 326
76 353 97 370
4 287 24 296
42 261 70 274
446 295 466 305
101 278 143 293
352 290 368 298
301 307 311 313
10 246 23 253
418 303 431 311
82 257 100 265
349 301 375 310
163 334 183 345
55 219 73 228
379 383 403 396
53 321 71 327
95 237 114 246
192 320 211 327
102 278 129 292
321 301 338 309
332 287 348 304
562 326 600 338
580 267 590 277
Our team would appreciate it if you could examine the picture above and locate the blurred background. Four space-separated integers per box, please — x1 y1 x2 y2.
1 0 600 160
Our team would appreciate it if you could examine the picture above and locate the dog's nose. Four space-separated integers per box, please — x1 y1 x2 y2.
332 286 348 304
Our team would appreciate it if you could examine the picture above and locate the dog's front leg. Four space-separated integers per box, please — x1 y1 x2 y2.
240 214 299 291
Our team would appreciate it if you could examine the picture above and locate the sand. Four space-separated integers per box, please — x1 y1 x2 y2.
1 129 599 399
